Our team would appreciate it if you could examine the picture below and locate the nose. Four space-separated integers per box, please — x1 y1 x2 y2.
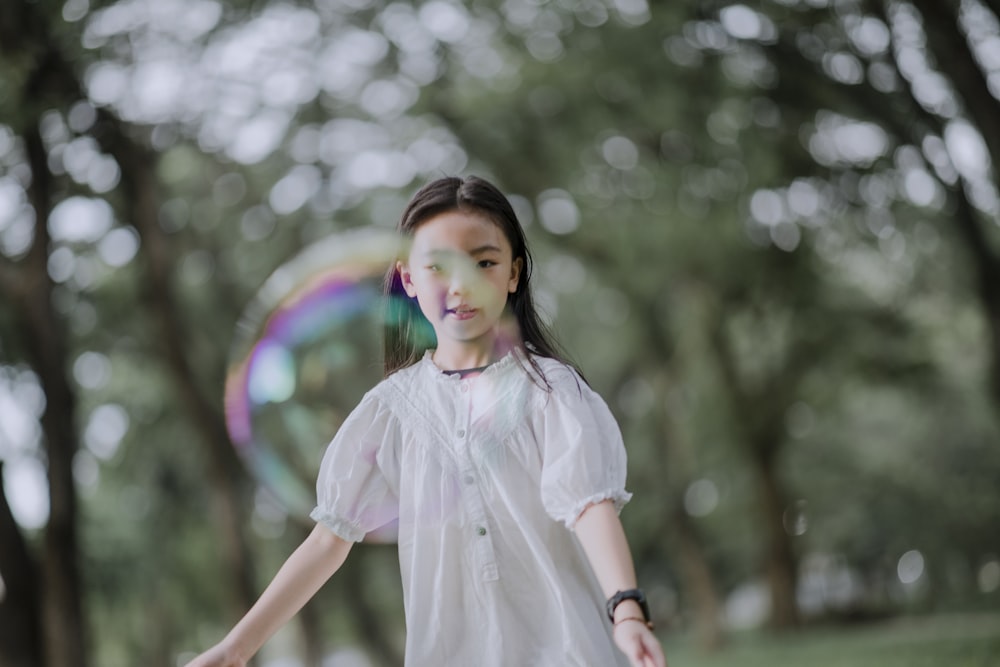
444 256 477 295
447 269 469 296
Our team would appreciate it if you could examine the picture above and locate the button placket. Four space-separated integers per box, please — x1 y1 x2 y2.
455 381 498 581
452 380 471 447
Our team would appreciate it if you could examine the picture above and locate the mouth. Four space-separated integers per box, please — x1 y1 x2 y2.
445 305 478 320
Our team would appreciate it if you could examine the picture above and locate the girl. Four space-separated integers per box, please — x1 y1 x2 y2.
186 176 667 667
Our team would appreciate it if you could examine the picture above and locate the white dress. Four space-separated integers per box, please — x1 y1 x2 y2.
311 350 632 667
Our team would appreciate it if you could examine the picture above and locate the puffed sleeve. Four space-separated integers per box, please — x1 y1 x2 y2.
538 365 632 529
310 391 400 542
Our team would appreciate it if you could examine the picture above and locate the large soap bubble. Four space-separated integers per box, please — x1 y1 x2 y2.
224 228 414 542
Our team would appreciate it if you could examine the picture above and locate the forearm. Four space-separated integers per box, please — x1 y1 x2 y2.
221 525 353 660
574 500 638 594
573 500 644 621
575 499 669 667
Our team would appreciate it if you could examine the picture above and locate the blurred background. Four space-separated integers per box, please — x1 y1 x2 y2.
1 0 1000 666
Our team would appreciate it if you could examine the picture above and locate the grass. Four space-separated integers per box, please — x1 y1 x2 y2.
661 613 1000 667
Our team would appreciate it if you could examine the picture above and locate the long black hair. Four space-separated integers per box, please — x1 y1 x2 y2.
382 175 579 386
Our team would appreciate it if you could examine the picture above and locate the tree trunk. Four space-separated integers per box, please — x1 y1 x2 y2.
95 113 259 622
707 306 800 631
750 447 800 629
0 11 91 662
652 370 725 651
21 125 88 667
669 499 725 650
0 462 45 667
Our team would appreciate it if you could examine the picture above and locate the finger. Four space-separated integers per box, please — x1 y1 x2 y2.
624 638 644 667
641 634 667 667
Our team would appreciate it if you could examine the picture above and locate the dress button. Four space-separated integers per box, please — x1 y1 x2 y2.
476 526 487 536
457 429 466 438
463 475 475 485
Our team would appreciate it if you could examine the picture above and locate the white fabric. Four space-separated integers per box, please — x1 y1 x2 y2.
311 350 632 666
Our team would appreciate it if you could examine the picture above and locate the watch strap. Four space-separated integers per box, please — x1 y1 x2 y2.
606 588 651 625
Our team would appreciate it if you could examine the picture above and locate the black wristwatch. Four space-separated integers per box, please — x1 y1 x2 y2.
606 588 652 625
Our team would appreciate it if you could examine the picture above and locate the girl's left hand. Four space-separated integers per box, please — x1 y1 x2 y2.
613 619 667 667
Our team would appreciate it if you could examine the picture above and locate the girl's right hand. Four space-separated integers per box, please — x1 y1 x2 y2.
183 643 246 667
613 619 667 667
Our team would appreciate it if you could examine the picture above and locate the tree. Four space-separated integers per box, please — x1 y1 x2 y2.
741 0 1000 419
0 3 260 664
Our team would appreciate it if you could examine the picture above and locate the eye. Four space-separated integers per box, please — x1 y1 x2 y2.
477 259 497 268
427 264 441 272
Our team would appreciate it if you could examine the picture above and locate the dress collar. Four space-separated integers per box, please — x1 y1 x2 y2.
421 348 521 383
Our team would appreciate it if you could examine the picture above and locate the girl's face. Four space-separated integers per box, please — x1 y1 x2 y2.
397 210 522 363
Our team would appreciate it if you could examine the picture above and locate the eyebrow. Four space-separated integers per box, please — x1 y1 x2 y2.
469 245 503 255
420 244 504 258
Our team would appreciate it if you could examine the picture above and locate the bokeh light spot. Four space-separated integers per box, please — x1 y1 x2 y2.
978 558 1000 593
73 351 112 390
48 196 114 243
84 403 130 460
897 549 925 585
537 189 580 235
97 226 140 267
720 5 762 40
3 457 49 529
248 342 296 405
782 500 808 536
684 478 719 517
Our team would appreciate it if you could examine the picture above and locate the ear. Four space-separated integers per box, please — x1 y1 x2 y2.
508 257 523 294
397 260 418 298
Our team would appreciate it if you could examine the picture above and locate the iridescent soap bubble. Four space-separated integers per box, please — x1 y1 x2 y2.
224 228 414 542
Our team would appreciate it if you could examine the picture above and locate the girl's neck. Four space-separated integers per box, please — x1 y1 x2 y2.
431 346 495 372
431 323 520 371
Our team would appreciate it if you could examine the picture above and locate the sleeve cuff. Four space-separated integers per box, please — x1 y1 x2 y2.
561 489 633 529
310 507 367 542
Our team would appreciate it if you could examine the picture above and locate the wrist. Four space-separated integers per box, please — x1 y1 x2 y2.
612 599 643 623
606 588 654 630
219 635 251 664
